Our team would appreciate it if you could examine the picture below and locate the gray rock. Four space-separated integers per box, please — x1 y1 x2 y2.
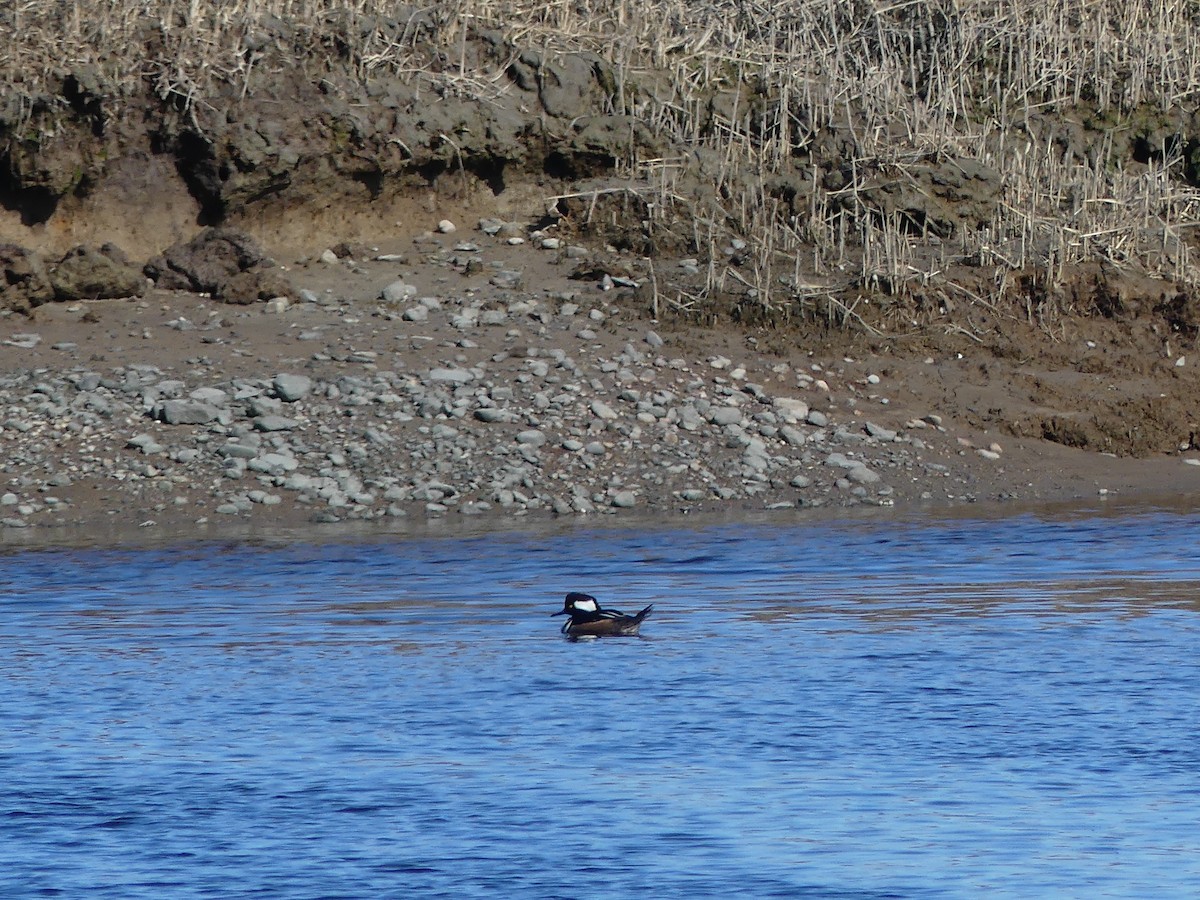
283 473 315 491
5 332 41 348
479 310 509 326
590 399 618 420
645 330 664 348
474 407 508 423
248 452 299 475
516 429 547 446
248 396 283 417
428 367 474 384
611 490 637 508
273 373 313 401
824 452 860 469
490 270 523 289
865 421 898 441
676 405 705 431
742 443 770 471
773 397 810 420
190 386 228 405
779 425 807 446
847 465 881 484
381 280 417 303
126 433 165 454
365 427 393 445
254 414 299 432
806 410 830 427
158 399 221 425
710 407 743 426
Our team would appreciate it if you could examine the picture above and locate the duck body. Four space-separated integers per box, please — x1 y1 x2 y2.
552 592 652 637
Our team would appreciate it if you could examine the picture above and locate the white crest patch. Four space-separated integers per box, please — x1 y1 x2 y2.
571 596 599 612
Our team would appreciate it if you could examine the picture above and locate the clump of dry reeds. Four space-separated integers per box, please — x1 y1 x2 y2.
5 0 1200 325
475 0 1200 321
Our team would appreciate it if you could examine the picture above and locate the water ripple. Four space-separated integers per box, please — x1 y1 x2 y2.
2 511 1200 896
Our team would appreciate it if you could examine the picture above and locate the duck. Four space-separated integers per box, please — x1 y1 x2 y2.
552 591 652 637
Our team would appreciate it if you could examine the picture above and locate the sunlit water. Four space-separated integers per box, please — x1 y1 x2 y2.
3 510 1200 898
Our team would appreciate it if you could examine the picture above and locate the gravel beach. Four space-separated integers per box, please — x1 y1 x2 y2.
2 218 1195 544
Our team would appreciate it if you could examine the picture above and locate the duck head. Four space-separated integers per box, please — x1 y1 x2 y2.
551 592 601 618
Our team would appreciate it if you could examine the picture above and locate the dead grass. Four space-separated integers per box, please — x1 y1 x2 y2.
5 0 1200 322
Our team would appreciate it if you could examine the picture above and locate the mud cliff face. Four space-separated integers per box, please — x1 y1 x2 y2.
0 27 651 258
3 18 1197 287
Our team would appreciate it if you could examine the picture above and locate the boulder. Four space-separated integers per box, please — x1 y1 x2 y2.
51 244 146 300
144 227 292 303
272 373 312 401
0 244 54 312
157 399 222 425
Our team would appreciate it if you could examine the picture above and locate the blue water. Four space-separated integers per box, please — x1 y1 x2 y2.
3 510 1200 898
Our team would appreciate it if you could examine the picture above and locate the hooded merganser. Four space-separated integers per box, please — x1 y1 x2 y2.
552 592 652 637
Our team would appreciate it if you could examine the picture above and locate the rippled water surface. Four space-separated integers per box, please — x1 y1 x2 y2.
4 510 1200 898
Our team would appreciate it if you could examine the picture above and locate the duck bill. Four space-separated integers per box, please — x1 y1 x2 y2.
551 609 568 616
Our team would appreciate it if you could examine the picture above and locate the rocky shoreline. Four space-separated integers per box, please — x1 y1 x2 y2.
3 215 1197 544
5 5 1200 547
